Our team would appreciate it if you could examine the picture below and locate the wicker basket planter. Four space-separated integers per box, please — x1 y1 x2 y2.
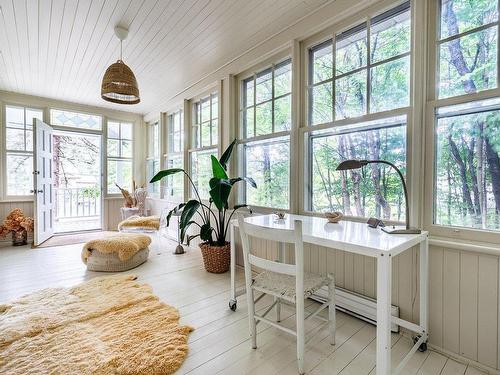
199 242 230 273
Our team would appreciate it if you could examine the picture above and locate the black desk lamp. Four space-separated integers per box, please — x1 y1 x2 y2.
336 159 421 234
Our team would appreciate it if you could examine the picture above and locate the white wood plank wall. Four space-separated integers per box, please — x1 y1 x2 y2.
232 227 500 372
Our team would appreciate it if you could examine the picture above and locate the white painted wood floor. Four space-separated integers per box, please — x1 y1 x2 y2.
0 234 486 375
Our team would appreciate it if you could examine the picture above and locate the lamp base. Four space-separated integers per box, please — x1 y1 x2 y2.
173 244 185 254
382 225 421 234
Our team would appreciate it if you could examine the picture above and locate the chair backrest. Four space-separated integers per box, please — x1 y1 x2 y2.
237 216 304 277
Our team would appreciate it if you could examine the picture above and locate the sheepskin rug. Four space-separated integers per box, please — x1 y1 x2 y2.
118 216 160 232
81 233 152 264
0 274 193 375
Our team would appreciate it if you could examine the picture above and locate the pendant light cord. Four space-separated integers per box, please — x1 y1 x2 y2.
120 40 123 61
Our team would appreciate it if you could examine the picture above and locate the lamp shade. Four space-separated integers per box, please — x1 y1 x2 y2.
336 159 368 171
101 59 140 104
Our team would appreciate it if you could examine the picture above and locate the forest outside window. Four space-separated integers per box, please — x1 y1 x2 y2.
165 110 184 201
432 0 500 233
308 1 411 125
240 59 292 209
434 99 500 231
107 121 133 194
437 0 498 99
4 105 43 196
308 116 407 221
147 121 160 195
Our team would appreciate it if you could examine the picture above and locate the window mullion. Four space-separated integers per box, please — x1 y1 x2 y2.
253 74 257 136
366 17 372 115
271 64 275 133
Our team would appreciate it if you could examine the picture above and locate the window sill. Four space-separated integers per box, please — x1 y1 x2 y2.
429 236 500 257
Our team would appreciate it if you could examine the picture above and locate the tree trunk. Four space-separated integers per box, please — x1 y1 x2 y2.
347 135 364 216
448 134 475 215
339 136 352 215
485 137 500 221
368 131 391 219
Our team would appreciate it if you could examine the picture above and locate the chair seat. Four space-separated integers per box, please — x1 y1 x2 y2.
252 270 330 302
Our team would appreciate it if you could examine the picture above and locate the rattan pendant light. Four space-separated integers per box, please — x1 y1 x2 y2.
101 26 140 105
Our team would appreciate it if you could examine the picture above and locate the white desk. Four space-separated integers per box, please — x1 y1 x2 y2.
229 214 429 375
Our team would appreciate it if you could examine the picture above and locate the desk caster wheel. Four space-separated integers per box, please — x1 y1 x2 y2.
413 336 427 352
229 299 237 311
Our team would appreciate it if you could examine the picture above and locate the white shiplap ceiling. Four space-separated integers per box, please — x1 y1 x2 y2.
0 0 332 115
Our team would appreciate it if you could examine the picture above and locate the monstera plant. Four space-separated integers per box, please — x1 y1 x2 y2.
150 139 256 273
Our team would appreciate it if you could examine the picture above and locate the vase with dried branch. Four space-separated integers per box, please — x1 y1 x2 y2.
0 208 34 246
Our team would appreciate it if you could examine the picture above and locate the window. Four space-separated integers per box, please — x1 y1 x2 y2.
308 2 411 125
192 93 218 148
240 59 292 209
146 121 160 195
430 0 500 234
166 110 184 201
50 109 102 130
434 99 500 231
190 94 218 199
308 116 407 220
107 121 133 194
437 0 498 98
4 105 43 196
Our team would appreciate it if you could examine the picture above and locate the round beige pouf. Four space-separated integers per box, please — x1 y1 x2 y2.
86 247 149 272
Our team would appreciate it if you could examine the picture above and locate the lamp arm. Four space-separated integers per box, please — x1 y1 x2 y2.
365 160 410 229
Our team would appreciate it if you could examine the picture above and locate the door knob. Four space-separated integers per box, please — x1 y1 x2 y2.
37 190 43 193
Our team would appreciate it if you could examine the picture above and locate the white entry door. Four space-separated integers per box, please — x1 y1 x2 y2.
33 118 54 246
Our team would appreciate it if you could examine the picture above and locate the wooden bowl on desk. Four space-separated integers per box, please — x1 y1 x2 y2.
325 212 343 223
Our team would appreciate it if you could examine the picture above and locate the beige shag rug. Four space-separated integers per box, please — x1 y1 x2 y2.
81 233 152 264
0 274 193 375
118 216 160 232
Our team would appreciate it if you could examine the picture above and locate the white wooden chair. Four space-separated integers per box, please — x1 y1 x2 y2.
238 216 336 374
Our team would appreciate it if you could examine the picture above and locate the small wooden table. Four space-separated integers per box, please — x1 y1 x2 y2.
229 214 429 375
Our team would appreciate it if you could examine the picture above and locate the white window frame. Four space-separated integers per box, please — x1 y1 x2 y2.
164 109 185 203
237 55 293 211
146 121 160 197
106 119 134 196
2 103 44 201
424 0 500 243
189 90 219 201
301 0 415 226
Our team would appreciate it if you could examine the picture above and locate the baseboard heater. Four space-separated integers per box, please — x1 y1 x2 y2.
310 286 400 333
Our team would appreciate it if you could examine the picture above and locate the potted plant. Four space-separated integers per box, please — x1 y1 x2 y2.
0 208 34 246
151 139 256 273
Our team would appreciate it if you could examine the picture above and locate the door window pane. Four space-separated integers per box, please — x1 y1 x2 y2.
107 160 132 194
50 109 102 130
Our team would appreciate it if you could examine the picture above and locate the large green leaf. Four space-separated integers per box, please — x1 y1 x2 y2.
211 155 228 179
180 220 197 243
229 177 257 188
179 200 201 241
209 178 232 210
200 223 213 242
166 203 185 226
219 139 237 171
150 168 184 183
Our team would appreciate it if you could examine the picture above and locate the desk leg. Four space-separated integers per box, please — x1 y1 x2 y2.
420 236 429 342
276 242 285 322
229 223 237 311
376 254 392 375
